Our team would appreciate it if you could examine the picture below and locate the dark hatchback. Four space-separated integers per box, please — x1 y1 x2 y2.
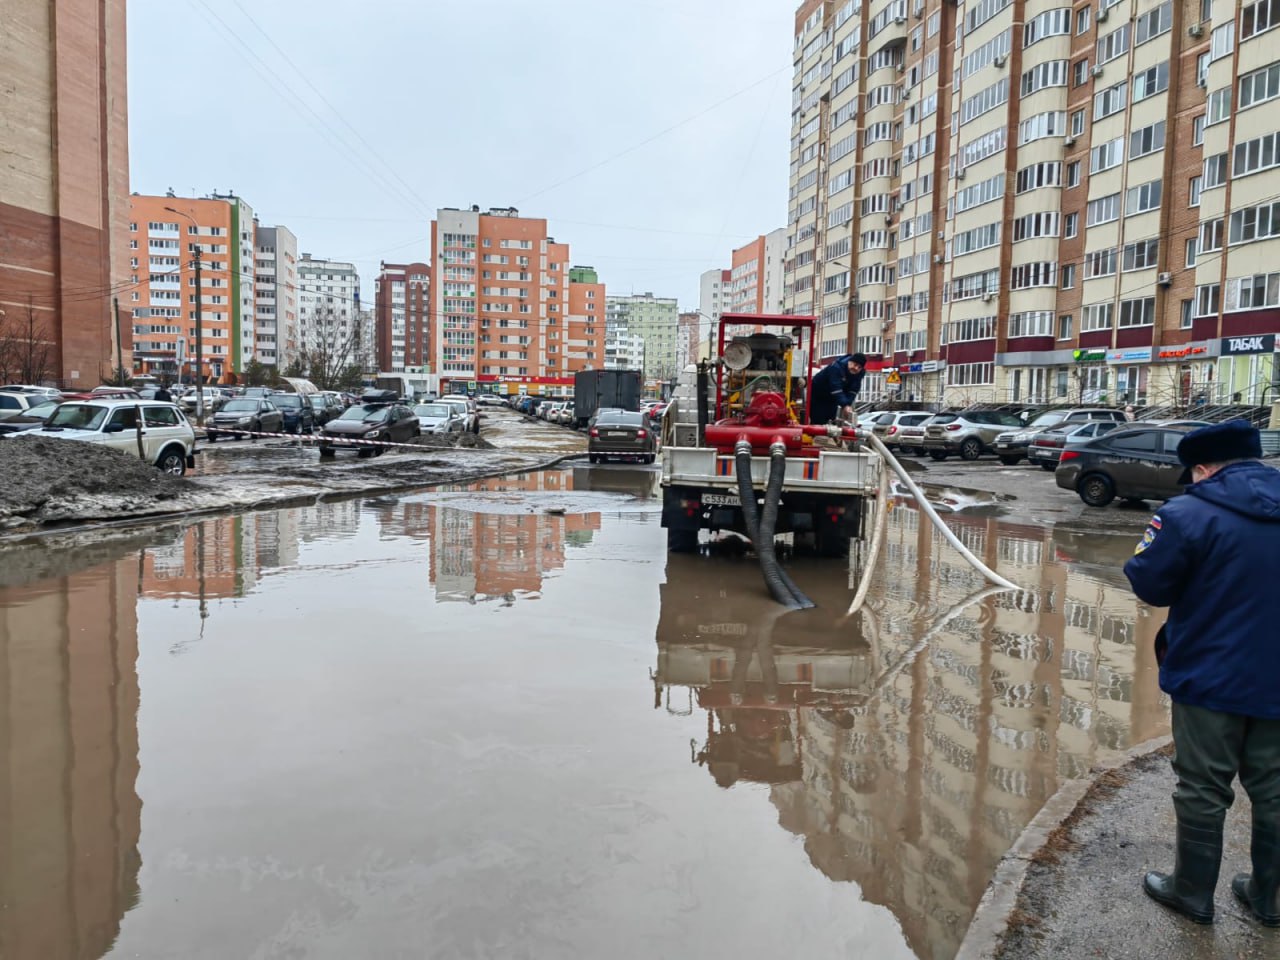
319 402 420 457
588 410 656 464
272 393 316 434
1054 425 1198 507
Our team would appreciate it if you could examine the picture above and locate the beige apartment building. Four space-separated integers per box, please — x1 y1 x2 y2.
786 0 1280 407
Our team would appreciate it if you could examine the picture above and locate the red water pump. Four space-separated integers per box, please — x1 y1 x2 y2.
703 389 857 457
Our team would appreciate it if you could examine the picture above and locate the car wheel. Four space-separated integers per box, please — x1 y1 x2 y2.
207 432 217 443
645 454 656 465
998 455 1022 466
929 450 948 461
319 446 335 459
1040 461 1057 472
960 438 983 461
1078 473 1116 508
914 447 927 457
667 528 699 553
156 448 187 476
589 454 599 464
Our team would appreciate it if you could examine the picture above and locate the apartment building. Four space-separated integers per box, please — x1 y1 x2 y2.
677 310 703 370
786 0 1280 407
374 262 429 373
297 254 362 367
253 224 299 369
2 0 131 388
128 194 256 382
728 229 788 314
606 292 680 380
427 206 605 396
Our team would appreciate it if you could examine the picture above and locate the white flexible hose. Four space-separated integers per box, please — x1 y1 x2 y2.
846 468 889 617
864 432 1020 591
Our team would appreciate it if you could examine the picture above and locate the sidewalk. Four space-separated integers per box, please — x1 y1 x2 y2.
961 744 1278 959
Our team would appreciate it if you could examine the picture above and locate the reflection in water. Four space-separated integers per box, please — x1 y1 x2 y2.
0 560 141 960
655 504 1167 960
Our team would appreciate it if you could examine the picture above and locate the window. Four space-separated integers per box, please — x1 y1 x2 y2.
1010 262 1058 289
1240 62 1280 110
950 222 1002 256
1073 59 1090 87
1085 247 1117 278
1233 130 1280 177
1192 114 1206 146
1229 199 1280 244
1058 314 1074 340
1076 6 1090 34
953 173 1006 213
1067 161 1081 187
1109 432 1159 453
1064 212 1078 238
1196 283 1221 316
1207 87 1232 125
961 29 1012 78
1087 193 1120 226
1186 237 1198 268
1015 161 1062 192
1189 176 1202 207
1135 2 1172 44
1090 136 1124 173
1061 264 1077 289
1125 180 1162 215
1024 9 1071 46
1181 299 1194 329
1204 153 1228 188
1094 81 1128 120
1020 111 1067 143
1023 60 1070 96
1082 303 1114 331
1071 109 1085 136
942 316 998 343
1097 24 1131 64
946 362 995 386
143 406 179 427
960 78 1011 124
1118 297 1155 327
1129 121 1165 159
1132 63 1169 102
1009 311 1055 337
1123 239 1159 271
1242 0 1280 40
1230 272 1280 310
1013 212 1060 241
1200 218 1224 253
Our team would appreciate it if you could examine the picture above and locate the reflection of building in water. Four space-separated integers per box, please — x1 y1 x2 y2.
656 506 1165 960
0 558 141 959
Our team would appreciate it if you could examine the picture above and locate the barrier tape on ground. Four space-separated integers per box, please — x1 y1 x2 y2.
203 427 456 450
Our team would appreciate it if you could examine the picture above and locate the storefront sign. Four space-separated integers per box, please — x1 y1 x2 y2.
1157 344 1210 360
1073 349 1106 363
1220 334 1276 355
1105 347 1154 364
900 360 944 374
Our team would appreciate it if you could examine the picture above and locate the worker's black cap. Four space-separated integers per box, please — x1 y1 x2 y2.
1176 419 1261 484
849 353 867 366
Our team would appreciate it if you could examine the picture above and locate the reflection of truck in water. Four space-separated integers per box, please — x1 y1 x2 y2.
375 372 439 400
574 369 641 428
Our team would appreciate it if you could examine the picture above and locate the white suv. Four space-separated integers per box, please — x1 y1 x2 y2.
31 399 197 475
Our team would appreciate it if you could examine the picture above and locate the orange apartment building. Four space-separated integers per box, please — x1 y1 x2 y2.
428 206 605 396
1 0 131 387
128 193 257 383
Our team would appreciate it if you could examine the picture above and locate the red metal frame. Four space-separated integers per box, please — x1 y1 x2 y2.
713 313 818 422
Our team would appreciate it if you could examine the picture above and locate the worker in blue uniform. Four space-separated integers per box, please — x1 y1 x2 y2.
1124 420 1280 926
808 353 866 425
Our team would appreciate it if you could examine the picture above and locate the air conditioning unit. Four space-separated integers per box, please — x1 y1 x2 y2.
902 86 912 100
993 54 1008 68
1188 23 1204 37
1197 73 1208 88
1091 64 1104 78
897 62 906 73
1158 272 1172 285
1064 135 1077 146
884 214 895 225
934 254 945 264
956 169 967 179
914 5 924 18
983 293 996 303
1097 5 1109 21
894 14 907 24
894 199 904 211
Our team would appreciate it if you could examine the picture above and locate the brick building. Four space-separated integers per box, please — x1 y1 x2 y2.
785 0 1280 407
0 0 131 387
374 262 430 373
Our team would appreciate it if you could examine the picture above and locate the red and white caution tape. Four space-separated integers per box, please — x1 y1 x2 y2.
203 427 450 450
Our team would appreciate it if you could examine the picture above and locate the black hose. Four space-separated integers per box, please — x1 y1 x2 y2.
736 443 798 608
763 445 815 609
696 362 710 445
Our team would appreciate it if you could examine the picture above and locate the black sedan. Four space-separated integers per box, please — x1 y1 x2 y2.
206 398 284 441
319 402 420 457
589 410 656 464
1055 425 1198 507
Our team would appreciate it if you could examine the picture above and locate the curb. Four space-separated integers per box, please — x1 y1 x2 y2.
954 734 1174 960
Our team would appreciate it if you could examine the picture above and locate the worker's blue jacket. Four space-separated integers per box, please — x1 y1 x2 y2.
811 356 865 409
1123 461 1280 718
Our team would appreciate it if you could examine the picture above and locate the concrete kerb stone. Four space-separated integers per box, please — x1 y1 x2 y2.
954 734 1175 960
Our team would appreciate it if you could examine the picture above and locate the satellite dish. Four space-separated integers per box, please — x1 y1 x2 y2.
723 341 753 371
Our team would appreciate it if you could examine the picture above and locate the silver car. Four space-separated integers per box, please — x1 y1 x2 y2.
993 408 1128 465
922 411 1025 461
870 411 932 451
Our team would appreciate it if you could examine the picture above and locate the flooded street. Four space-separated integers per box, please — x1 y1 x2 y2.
0 466 1166 960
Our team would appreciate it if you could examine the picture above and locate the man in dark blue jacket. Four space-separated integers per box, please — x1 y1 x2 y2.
1124 420 1280 926
808 353 866 425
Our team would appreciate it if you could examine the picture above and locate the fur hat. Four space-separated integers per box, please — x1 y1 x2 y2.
1176 420 1262 484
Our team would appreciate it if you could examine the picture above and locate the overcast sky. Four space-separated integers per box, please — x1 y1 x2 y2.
127 0 794 308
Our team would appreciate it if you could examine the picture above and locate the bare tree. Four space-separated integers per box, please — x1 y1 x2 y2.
299 305 364 391
0 297 54 385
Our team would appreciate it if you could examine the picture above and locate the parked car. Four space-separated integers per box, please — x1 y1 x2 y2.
588 409 656 464
31 400 196 475
311 394 343 426
895 418 930 456
271 393 316 434
179 387 224 415
2 384 62 399
1027 420 1124 470
1054 424 1199 507
922 410 1025 460
319 401 420 457
870 411 932 451
0 391 39 420
536 400 557 420
475 394 508 407
413 402 465 435
992 408 1128 464
438 395 479 433
0 399 63 435
207 398 284 441
90 385 142 400
646 402 669 427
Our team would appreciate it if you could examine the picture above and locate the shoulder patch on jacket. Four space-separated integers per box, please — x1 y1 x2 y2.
1150 514 1162 530
1135 525 1158 554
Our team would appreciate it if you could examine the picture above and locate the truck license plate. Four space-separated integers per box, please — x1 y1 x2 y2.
701 492 741 506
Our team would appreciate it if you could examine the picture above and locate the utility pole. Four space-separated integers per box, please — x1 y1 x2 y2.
194 245 204 423
113 296 125 385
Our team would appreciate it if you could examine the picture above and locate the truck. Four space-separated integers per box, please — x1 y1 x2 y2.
659 313 882 560
374 372 439 401
574 369 641 428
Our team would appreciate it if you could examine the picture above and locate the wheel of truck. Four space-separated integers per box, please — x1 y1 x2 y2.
667 528 699 553
1040 461 1057 472
960 438 983 461
998 455 1022 466
156 447 187 476
1078 473 1116 508
929 450 948 461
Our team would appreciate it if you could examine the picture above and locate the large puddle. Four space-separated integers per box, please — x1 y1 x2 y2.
0 466 1166 959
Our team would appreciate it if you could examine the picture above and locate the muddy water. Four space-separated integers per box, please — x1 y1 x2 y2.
0 467 1165 960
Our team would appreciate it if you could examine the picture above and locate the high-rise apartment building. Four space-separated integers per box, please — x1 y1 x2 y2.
253 224 299 370
297 254 362 368
428 206 605 396
606 292 680 380
374 262 430 373
786 0 1280 406
677 311 703 370
728 229 788 314
129 194 256 382
2 0 131 387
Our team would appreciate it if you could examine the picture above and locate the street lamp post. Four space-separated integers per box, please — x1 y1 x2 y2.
829 259 860 357
164 206 204 424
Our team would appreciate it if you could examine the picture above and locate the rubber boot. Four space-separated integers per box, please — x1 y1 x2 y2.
1232 817 1280 927
1143 818 1222 924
